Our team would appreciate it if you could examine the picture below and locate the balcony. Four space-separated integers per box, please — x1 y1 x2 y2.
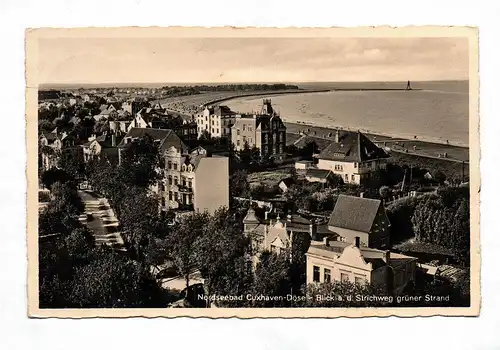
178 184 193 193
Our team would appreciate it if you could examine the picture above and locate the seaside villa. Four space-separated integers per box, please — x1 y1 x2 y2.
315 130 390 185
306 237 417 295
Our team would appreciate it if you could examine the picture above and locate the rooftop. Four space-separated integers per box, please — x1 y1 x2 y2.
305 168 332 179
318 130 389 163
328 195 382 233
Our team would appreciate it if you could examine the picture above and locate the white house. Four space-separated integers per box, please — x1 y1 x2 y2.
316 130 389 185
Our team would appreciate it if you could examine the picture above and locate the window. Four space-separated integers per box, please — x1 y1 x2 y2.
168 161 172 169
354 162 358 168
341 273 349 282
161 198 166 207
237 140 240 146
243 124 246 131
334 164 343 171
168 176 172 185
174 192 178 201
249 127 252 132
351 174 355 182
212 120 214 125
355 276 365 285
313 266 320 282
188 180 192 188
345 174 348 181
243 136 246 143
237 129 240 135
160 183 165 192
168 191 173 200
174 177 178 185
182 178 186 187
173 163 177 170
212 128 214 133
324 268 331 283
217 128 219 134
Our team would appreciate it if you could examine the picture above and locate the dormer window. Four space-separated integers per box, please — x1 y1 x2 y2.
181 164 186 172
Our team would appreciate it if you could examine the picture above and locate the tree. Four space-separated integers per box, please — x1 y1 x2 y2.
118 135 163 188
250 251 292 307
167 212 209 290
48 181 84 217
193 207 249 307
70 247 166 308
59 148 86 182
117 187 160 259
432 170 447 184
230 169 250 198
379 185 392 200
64 227 95 265
40 168 73 189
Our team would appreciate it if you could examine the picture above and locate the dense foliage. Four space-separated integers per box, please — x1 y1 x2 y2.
412 186 470 266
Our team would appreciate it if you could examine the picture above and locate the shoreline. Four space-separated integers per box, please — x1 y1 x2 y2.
203 87 427 107
284 121 469 163
285 120 468 148
201 89 330 107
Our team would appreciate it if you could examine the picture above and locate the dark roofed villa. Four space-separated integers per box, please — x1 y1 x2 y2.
327 194 391 249
315 130 389 185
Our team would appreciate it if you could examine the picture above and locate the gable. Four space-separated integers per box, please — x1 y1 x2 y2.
270 236 285 248
336 245 372 271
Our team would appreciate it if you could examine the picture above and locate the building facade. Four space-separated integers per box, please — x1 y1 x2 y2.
315 130 389 185
118 127 229 215
306 237 417 295
231 100 287 160
196 105 236 139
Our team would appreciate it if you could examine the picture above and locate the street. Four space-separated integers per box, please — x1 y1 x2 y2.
78 190 126 252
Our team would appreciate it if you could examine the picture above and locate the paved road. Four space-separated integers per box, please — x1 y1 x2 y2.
78 190 126 252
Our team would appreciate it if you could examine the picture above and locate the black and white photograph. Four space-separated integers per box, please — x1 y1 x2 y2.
26 27 479 317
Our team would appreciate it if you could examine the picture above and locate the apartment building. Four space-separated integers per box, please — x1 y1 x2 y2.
315 130 389 185
230 99 287 160
306 237 417 295
196 105 236 139
118 127 229 215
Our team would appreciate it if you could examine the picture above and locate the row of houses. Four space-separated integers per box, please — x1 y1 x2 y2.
196 99 288 160
243 194 417 295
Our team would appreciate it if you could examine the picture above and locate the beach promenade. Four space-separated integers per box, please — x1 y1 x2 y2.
285 122 469 163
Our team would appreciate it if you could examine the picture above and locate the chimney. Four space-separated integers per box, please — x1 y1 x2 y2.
309 220 317 241
323 236 330 247
335 130 340 143
355 236 360 248
359 192 364 198
111 134 116 147
385 251 391 264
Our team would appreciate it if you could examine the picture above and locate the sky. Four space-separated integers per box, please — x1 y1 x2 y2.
37 37 469 84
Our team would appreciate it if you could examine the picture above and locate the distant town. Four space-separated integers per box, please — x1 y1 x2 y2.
38 84 470 308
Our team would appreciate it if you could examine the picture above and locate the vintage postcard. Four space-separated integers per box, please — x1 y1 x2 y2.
26 27 480 318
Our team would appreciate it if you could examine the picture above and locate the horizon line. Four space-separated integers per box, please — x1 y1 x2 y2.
40 79 469 88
